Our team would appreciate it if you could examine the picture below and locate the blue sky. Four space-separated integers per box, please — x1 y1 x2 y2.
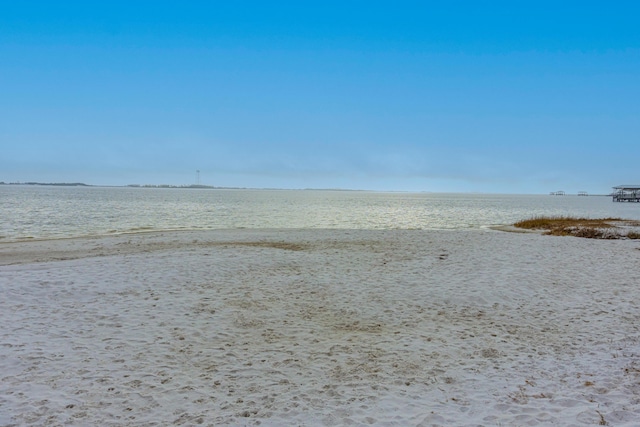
1 1 639 193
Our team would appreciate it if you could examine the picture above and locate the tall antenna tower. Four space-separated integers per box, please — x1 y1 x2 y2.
196 170 200 186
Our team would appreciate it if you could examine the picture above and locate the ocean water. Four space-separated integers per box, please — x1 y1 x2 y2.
2 185 640 242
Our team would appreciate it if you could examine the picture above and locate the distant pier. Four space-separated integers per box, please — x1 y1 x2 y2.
612 185 640 202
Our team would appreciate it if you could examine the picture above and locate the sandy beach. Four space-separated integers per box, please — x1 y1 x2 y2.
2 229 640 426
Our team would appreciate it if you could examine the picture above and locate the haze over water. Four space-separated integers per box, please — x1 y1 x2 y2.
3 186 640 242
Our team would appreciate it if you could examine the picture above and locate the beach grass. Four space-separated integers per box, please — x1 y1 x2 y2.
513 216 640 239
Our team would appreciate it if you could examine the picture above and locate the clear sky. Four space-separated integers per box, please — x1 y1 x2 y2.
1 1 639 193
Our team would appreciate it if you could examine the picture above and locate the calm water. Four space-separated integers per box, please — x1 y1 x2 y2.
2 185 640 242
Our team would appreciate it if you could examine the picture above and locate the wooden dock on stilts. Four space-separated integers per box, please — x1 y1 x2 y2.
612 185 640 202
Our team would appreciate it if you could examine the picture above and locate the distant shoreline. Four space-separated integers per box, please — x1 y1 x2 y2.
0 182 611 195
0 182 91 187
0 182 373 191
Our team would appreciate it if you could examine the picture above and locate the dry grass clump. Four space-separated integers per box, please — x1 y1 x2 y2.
514 216 619 231
627 231 640 240
513 216 640 240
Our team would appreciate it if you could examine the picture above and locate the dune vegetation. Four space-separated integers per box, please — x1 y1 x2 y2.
514 216 640 239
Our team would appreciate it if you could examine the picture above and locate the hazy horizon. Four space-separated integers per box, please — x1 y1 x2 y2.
1 180 619 196
2 2 639 194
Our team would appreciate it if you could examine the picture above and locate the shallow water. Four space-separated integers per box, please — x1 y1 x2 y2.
2 185 639 241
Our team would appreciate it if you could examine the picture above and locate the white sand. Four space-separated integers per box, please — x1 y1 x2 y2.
2 229 640 426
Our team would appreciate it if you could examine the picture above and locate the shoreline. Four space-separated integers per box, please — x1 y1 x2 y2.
0 228 503 266
0 226 471 246
2 229 640 425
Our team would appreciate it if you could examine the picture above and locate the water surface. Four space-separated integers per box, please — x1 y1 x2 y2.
2 186 638 241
